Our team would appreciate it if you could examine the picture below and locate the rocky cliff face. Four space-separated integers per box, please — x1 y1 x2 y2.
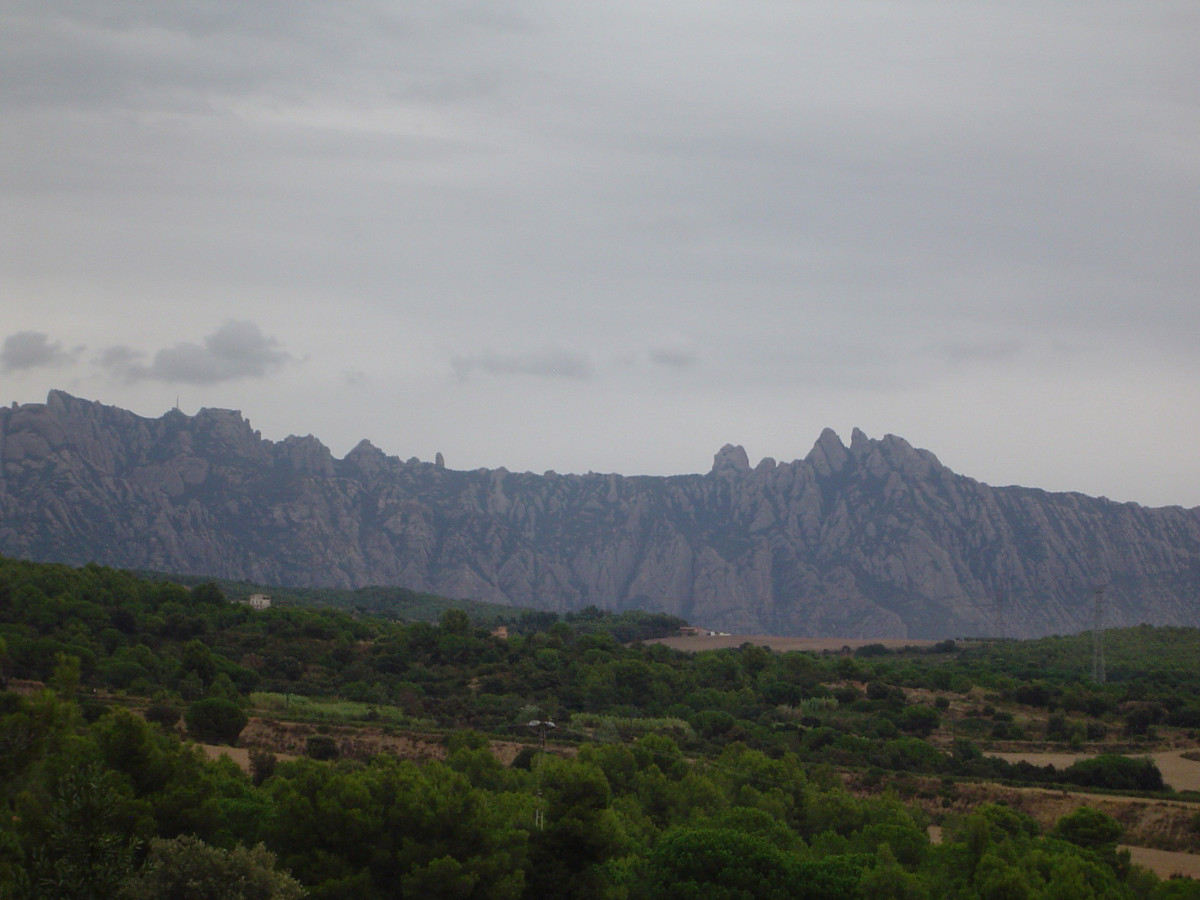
3 391 1199 638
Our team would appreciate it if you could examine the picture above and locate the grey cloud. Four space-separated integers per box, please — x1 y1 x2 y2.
1 331 77 371
100 321 290 385
0 1 536 113
929 340 1022 365
452 348 594 381
648 340 700 368
96 344 144 372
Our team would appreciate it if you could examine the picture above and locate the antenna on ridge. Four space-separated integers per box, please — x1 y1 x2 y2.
1091 583 1107 684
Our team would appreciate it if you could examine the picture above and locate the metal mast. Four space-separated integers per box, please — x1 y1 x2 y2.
527 718 555 829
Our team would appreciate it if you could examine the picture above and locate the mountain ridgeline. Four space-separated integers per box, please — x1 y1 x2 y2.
2 391 1199 639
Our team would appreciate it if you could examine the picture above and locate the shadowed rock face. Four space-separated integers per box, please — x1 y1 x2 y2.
3 391 1199 639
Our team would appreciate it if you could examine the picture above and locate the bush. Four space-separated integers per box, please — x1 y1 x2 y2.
145 700 181 729
1014 684 1051 707
1061 754 1165 792
185 698 248 745
249 749 277 786
120 835 303 900
855 643 892 658
510 746 538 770
304 735 340 761
1045 712 1071 741
1054 807 1122 849
897 705 940 737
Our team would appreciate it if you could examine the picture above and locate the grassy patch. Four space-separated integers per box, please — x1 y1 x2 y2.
248 692 418 727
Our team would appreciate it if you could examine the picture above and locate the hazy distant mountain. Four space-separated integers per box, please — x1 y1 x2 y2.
2 390 1198 638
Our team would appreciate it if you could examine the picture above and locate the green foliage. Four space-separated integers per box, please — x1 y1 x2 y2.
1061 754 1165 792
185 698 248 745
638 826 801 900
1053 807 1123 849
304 734 339 761
21 761 138 900
119 835 303 900
144 699 180 729
440 607 471 635
4 555 1200 899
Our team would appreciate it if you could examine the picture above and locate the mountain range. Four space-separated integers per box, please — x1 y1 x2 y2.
2 390 1199 638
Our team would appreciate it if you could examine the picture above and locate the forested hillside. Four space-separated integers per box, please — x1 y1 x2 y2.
3 555 1200 898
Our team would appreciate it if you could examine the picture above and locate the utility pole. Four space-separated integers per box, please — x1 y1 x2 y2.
527 719 555 829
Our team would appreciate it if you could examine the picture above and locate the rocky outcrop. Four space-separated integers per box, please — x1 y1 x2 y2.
2 391 1199 638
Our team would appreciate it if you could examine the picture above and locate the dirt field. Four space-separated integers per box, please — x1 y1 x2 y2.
196 717 537 773
1124 845 1200 879
651 634 937 652
988 749 1200 793
197 743 259 769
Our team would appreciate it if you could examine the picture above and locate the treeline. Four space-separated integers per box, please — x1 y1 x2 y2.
159 573 521 626
0 556 1194 788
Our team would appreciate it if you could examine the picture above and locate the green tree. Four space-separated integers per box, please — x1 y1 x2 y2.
190 583 226 606
858 845 928 900
119 835 303 900
180 640 217 686
49 653 81 696
1053 807 1122 850
637 826 798 900
525 757 624 900
23 762 137 900
185 698 248 744
440 608 471 635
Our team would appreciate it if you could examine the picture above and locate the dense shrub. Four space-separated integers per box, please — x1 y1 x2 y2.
1061 754 1165 792
304 734 340 761
144 700 181 729
185 698 247 744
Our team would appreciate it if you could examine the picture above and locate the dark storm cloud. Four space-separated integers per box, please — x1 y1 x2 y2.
0 332 77 371
452 348 595 381
100 321 290 385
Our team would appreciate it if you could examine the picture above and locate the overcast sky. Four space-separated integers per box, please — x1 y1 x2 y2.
3 1 1198 507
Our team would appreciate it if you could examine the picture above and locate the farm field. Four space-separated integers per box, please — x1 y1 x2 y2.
989 749 1200 793
1124 845 1200 879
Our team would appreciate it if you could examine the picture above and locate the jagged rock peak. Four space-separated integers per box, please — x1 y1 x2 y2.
805 428 850 477
46 389 92 413
278 434 335 474
711 444 751 475
849 427 872 457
